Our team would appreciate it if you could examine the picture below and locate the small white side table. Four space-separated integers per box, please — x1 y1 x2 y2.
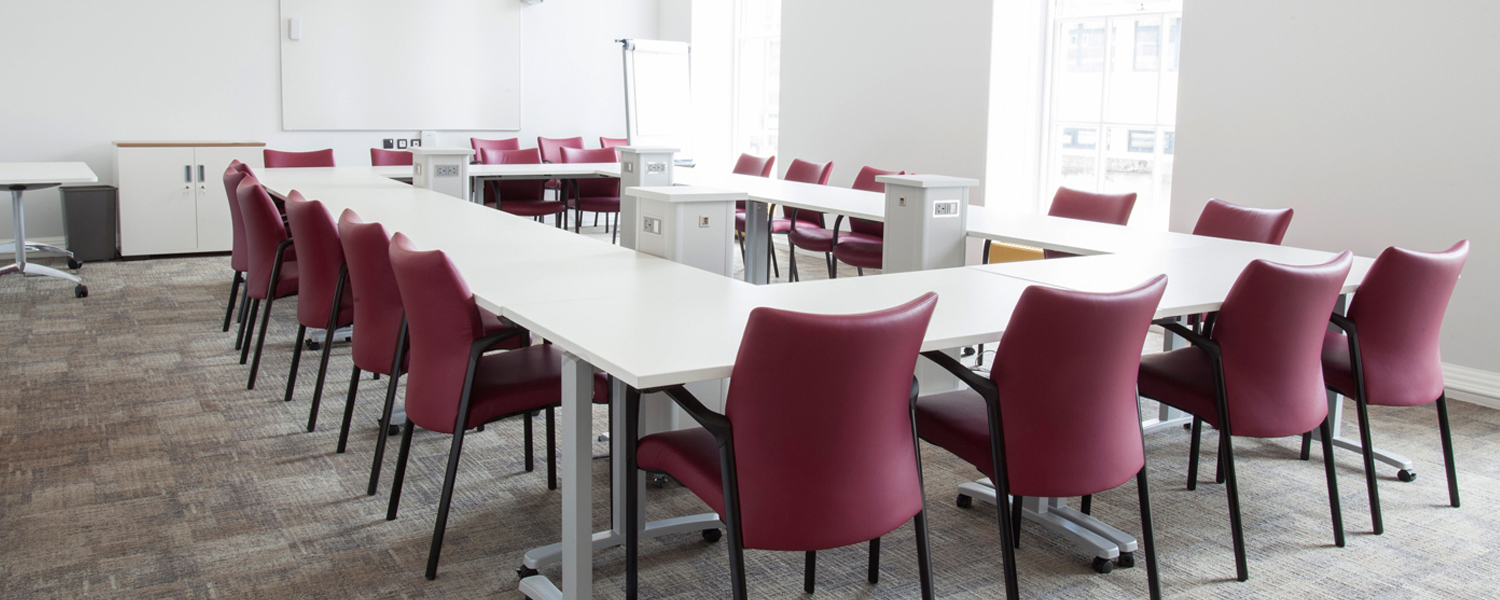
0 162 99 297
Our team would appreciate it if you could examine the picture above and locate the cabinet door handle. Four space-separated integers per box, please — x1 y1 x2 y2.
198 165 205 182
185 165 192 183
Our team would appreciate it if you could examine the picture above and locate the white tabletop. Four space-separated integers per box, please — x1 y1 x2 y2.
370 163 622 180
676 171 887 221
971 242 1374 319
0 162 99 186
965 209 1222 256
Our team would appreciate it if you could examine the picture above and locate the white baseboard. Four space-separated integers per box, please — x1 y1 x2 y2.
1444 363 1500 410
0 236 68 260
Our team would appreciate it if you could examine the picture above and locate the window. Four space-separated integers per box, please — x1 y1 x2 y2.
733 0 782 160
1041 0 1183 229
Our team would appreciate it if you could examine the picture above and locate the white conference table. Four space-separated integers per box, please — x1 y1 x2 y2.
257 166 1380 600
1 162 97 297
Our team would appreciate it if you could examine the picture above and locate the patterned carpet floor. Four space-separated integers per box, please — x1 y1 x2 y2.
3 235 1499 598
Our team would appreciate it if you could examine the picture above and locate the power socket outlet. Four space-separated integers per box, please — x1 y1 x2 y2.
383 139 395 149
643 216 662 235
435 165 460 177
409 138 421 148
933 200 960 218
647 162 667 173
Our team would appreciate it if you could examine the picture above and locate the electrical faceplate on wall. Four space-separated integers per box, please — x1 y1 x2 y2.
435 165 460 177
647 162 668 173
642 216 663 235
933 200 960 217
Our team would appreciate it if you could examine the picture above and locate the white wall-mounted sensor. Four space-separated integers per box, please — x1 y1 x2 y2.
288 17 302 41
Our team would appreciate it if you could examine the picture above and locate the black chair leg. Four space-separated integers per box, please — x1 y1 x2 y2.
768 229 779 279
1187 417 1203 490
826 252 835 279
804 550 816 593
238 298 260 362
222 271 243 332
788 237 800 282
282 324 306 402
425 422 471 580
369 322 407 494
1300 431 1313 460
867 537 880 584
233 284 252 348
913 510 935 600
308 276 346 431
1011 495 1023 549
1318 417 1347 548
1216 439 1226 484
1353 393 1383 534
1221 432 1248 581
546 406 557 490
386 418 416 519
337 366 362 453
1137 467 1162 600
247 295 278 389
1081 494 1092 515
1437 394 1460 507
983 239 992 263
612 213 618 245
524 412 534 472
857 266 864 277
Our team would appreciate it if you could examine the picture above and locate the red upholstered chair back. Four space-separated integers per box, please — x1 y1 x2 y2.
1343 241 1468 407
480 147 548 203
388 233 486 434
724 293 938 551
600 137 629 149
733 153 776 178
560 147 620 199
471 137 521 158
223 162 251 272
337 211 406 375
1213 252 1353 437
781 158 834 227
848 166 903 237
284 193 347 327
992 276 1167 497
1193 198 1294 245
264 148 336 168
1048 186 1136 226
538 136 585 164
235 175 293 300
370 148 413 166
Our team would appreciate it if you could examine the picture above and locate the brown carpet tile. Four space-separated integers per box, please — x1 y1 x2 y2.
2 237 1499 598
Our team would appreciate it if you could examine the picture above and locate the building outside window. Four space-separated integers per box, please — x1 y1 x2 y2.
733 0 781 160
1043 0 1182 229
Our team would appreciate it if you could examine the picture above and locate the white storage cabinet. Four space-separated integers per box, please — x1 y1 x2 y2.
114 141 265 256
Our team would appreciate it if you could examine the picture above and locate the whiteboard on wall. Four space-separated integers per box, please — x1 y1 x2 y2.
622 40 691 155
279 0 521 131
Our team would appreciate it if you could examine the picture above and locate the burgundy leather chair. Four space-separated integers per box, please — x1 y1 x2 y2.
916 276 1167 599
600 136 629 150
469 138 522 203
772 159 834 280
282 194 356 432
263 148 336 168
1193 198 1294 245
1138 252 1353 582
222 162 252 336
334 211 530 495
235 175 300 390
730 153 776 264
986 187 1139 261
479 148 567 227
538 136 585 206
370 148 414 166
1304 241 1469 535
559 146 623 243
384 232 587 580
625 293 940 600
829 166 903 277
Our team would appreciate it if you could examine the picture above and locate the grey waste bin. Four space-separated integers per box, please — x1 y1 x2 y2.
60 185 118 262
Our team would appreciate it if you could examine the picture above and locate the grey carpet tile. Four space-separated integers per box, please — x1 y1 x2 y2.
1 247 1498 599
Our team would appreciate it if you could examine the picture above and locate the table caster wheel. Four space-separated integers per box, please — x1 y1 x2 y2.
1115 552 1135 569
305 339 321 351
1398 469 1417 483
702 529 722 543
68 258 82 270
1092 556 1114 574
956 494 973 509
516 565 539 580
650 474 668 489
74 285 88 298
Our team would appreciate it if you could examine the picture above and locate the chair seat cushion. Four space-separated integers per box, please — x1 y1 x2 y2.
1321 331 1358 402
1321 330 1437 407
1137 347 1222 429
458 344 608 431
251 260 299 300
787 226 835 252
501 200 568 217
915 389 997 484
637 427 726 516
576 196 620 213
833 236 883 269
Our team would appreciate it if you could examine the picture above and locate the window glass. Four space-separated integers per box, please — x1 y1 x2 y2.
734 0 782 160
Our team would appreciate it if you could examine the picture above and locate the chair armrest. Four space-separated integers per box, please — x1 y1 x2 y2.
921 350 998 398
1328 312 1357 334
469 326 529 357
653 385 732 440
1158 321 1221 357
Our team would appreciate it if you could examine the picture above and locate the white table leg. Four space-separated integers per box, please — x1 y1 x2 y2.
517 353 598 600
742 200 770 285
2 187 85 295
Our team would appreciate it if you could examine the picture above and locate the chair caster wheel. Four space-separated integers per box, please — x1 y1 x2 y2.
68 258 83 269
1183 423 1192 430
702 529 723 543
516 565 539 580
1398 469 1417 482
1092 556 1114 574
388 423 401 436
305 339 321 351
1115 552 1135 568
650 474 668 489
956 494 973 509
74 285 88 298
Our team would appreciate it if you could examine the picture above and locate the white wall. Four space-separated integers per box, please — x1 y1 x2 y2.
986 0 1048 214
778 1 994 205
0 0 660 242
1172 1 1500 373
